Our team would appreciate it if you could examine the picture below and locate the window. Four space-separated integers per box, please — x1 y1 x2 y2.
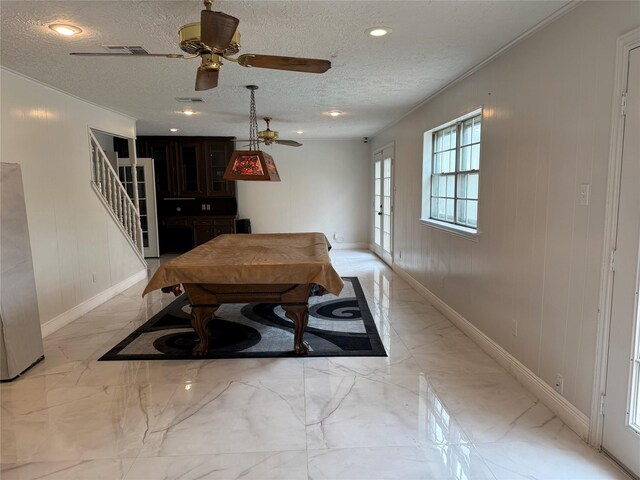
422 109 482 235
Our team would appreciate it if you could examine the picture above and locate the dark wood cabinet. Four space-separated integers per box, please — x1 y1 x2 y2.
193 217 235 246
164 216 236 248
136 136 237 254
139 139 177 197
204 141 235 197
177 141 204 196
136 136 235 199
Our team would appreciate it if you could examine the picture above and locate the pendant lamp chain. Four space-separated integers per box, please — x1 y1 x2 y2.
249 88 259 151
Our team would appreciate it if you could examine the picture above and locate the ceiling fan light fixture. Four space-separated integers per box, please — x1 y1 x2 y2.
258 117 278 143
49 24 82 36
366 26 391 37
200 53 222 70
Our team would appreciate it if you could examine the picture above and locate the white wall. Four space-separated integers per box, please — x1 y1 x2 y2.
0 68 146 327
372 1 639 417
91 130 114 153
236 140 370 247
91 130 118 171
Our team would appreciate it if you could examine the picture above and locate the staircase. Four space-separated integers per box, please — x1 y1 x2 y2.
89 131 145 261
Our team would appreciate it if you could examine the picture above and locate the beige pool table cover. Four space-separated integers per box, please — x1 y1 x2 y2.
143 232 344 297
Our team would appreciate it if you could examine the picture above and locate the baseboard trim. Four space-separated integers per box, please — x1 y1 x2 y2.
331 242 369 249
392 264 590 440
41 269 147 337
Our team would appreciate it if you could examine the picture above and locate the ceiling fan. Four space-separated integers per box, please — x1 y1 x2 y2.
238 86 302 148
252 117 303 147
70 0 331 91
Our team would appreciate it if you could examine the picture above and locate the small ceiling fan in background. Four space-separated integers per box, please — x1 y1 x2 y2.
238 86 303 148
246 117 303 148
70 0 332 91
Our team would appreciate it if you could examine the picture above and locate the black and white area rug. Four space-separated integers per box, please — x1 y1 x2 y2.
99 277 387 360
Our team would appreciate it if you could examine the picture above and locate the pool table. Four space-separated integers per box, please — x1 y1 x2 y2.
142 232 344 356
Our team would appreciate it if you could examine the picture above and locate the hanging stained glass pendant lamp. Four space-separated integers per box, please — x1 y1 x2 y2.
224 85 281 181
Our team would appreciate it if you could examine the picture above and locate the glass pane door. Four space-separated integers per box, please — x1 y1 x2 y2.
631 316 640 432
602 45 640 476
382 157 392 255
372 147 393 266
119 165 149 249
118 158 160 258
374 159 382 249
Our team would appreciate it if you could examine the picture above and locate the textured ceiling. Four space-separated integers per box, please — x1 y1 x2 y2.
1 1 568 139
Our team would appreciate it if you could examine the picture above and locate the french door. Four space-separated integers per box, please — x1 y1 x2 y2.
373 144 393 266
119 158 160 258
602 45 640 477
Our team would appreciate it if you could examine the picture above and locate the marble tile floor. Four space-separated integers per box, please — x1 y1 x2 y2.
0 250 628 480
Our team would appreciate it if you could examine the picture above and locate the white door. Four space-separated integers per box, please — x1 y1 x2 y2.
119 158 160 258
373 145 393 266
602 45 640 477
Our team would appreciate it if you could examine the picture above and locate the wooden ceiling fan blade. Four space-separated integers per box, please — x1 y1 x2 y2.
70 53 184 58
195 68 219 91
275 139 303 147
237 54 331 73
201 10 239 52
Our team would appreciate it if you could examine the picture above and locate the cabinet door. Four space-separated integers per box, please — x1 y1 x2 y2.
212 218 235 237
194 224 214 246
141 139 177 197
205 141 235 197
177 142 205 197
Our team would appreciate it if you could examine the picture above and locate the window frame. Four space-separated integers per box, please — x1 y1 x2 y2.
421 108 482 240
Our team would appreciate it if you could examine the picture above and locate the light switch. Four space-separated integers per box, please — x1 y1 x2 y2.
579 183 591 206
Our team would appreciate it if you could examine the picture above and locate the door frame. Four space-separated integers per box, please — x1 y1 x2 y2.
371 142 395 266
590 26 640 449
119 157 160 258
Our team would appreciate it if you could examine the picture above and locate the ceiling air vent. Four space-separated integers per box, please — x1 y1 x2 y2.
175 97 206 103
102 45 150 55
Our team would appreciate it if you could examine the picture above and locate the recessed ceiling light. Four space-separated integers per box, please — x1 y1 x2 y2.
48 24 82 36
170 128 179 132
366 26 392 37
296 130 304 134
181 110 195 116
325 110 344 117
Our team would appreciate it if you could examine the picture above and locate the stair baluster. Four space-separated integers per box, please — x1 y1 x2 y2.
88 131 144 258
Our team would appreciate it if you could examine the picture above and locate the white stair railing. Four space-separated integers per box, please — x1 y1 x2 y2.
89 131 143 255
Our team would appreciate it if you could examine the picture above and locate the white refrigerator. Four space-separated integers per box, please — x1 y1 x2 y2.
1 163 44 381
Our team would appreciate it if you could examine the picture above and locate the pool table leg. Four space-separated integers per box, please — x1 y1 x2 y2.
190 305 219 356
283 303 310 355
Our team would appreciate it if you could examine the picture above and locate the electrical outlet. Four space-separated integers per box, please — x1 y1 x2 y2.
512 320 518 337
555 374 564 394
